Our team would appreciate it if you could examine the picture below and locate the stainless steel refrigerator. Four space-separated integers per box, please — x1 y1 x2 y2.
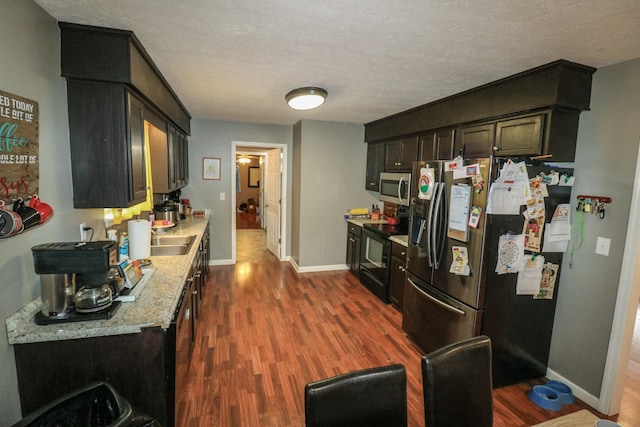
402 158 572 387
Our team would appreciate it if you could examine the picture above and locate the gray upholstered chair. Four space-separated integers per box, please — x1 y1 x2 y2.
422 335 493 427
304 364 407 427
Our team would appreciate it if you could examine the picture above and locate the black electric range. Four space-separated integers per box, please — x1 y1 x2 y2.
360 217 408 303
363 222 408 238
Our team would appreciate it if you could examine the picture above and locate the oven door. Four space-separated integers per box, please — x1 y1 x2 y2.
402 272 482 354
359 227 391 302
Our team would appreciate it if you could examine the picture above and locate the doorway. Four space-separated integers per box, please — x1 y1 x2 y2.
599 140 640 415
235 152 263 230
231 141 287 264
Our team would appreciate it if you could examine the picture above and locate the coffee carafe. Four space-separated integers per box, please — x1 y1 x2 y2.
32 241 118 322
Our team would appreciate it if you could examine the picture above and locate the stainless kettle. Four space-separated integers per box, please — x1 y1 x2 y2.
74 284 113 313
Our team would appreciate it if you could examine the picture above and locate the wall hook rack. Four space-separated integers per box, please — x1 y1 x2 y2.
576 195 611 218
576 195 612 203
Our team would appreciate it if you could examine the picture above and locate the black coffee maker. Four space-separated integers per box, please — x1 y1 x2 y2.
32 241 121 325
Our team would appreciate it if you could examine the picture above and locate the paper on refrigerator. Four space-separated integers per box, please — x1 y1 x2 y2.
496 234 525 274
487 160 530 215
543 203 572 252
486 181 529 214
516 255 545 295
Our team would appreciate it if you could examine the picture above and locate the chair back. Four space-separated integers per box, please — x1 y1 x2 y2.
305 364 407 427
422 335 493 427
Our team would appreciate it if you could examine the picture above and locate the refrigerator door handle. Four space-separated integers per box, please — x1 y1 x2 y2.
425 183 438 267
416 218 427 247
408 278 466 316
434 183 447 269
431 182 445 269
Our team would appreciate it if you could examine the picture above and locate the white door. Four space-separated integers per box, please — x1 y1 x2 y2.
266 148 281 258
260 162 266 229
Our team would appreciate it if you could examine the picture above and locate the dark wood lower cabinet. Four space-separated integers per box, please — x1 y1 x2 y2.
14 327 176 426
388 242 407 310
346 223 362 275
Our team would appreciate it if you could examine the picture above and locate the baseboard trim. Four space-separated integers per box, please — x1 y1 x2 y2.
289 260 349 273
545 367 600 410
209 259 234 266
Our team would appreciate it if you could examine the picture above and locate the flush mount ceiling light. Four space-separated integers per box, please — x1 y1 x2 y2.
237 155 251 164
285 87 328 110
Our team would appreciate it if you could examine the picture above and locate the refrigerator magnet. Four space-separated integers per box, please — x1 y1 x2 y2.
449 246 470 276
418 167 435 200
468 206 482 228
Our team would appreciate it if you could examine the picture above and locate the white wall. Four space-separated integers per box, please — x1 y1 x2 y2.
293 120 379 269
181 119 293 262
0 1 105 424
549 58 640 397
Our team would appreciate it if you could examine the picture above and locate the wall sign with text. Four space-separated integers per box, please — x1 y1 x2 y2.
0 89 39 204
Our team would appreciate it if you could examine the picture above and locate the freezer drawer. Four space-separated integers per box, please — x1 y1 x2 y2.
402 272 482 355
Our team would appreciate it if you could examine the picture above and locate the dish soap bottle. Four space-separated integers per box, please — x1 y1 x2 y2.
119 232 129 262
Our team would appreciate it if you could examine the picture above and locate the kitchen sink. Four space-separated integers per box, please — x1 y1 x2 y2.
150 235 196 246
149 235 196 256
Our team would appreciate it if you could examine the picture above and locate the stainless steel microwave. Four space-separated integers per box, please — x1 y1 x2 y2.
379 172 411 206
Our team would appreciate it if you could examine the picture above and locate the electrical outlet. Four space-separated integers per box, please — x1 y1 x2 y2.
79 223 87 242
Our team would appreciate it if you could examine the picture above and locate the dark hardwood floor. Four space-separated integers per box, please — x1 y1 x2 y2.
176 235 636 426
236 211 261 229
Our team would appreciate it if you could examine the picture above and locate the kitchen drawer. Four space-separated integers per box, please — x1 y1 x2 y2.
347 223 362 237
391 242 407 259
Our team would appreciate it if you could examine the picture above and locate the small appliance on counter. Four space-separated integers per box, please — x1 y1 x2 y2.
31 241 123 325
153 200 180 224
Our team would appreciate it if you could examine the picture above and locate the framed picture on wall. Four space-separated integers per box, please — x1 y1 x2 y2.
203 157 221 180
248 166 260 187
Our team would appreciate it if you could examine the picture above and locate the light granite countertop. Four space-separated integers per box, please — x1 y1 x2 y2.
6 215 210 345
346 217 388 227
389 235 408 247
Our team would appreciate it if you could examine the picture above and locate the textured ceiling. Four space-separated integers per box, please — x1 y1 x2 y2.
35 0 640 126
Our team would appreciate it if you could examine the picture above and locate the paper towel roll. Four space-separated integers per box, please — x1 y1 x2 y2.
128 220 151 260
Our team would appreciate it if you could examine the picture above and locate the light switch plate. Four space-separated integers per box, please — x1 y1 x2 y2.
220 192 226 200
596 236 611 256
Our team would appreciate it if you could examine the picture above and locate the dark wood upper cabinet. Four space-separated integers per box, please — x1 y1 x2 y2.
149 123 190 194
454 123 496 158
365 141 385 191
435 128 455 160
59 22 191 135
418 132 435 161
364 60 596 162
452 110 577 160
60 22 191 204
494 114 544 156
66 81 147 208
385 136 418 171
